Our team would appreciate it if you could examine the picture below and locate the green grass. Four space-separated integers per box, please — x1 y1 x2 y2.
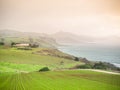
0 70 120 90
0 62 80 73
0 62 45 72
0 47 81 72
0 47 79 65
0 47 120 90
1 36 57 48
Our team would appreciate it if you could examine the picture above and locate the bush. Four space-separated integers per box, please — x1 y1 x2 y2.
72 61 120 71
39 67 50 72
74 57 79 61
0 42 4 45
93 62 108 70
78 64 93 69
93 62 120 70
11 42 16 47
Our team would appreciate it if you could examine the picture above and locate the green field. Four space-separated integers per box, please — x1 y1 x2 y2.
0 47 81 72
0 47 120 90
0 70 120 90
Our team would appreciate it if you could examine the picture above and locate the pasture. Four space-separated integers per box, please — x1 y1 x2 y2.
0 47 81 72
0 70 120 90
0 47 120 90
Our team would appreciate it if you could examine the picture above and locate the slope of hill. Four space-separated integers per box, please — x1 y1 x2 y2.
0 47 82 72
0 35 120 90
0 29 58 48
51 31 94 44
51 31 120 46
34 48 75 60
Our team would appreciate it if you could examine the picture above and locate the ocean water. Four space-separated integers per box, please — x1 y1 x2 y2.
58 44 120 67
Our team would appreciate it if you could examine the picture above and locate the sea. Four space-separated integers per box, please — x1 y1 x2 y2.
58 44 120 67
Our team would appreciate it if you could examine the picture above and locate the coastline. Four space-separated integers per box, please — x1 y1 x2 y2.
113 63 120 68
57 45 120 68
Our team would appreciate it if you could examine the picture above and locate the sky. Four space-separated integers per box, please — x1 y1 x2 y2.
0 0 120 37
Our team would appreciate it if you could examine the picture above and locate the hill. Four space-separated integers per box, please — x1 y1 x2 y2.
0 47 82 72
51 31 94 44
0 29 58 48
51 31 120 46
0 30 120 90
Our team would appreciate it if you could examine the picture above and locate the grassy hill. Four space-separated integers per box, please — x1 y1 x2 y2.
0 30 58 48
0 47 81 72
0 44 120 90
51 31 94 44
0 31 120 90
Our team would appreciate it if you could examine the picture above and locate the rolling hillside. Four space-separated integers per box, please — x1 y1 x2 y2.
0 30 120 90
0 47 82 72
51 31 94 44
0 30 58 48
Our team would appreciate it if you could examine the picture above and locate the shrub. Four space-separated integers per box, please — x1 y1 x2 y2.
39 67 50 72
92 62 120 70
93 62 107 69
11 42 16 47
0 42 4 45
78 64 93 69
72 61 120 71
74 57 79 61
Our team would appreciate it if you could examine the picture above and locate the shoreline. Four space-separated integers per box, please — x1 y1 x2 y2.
57 45 120 68
112 63 120 68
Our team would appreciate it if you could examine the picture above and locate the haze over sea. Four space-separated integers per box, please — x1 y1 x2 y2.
58 44 120 67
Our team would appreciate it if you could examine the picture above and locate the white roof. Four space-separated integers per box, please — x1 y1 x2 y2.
14 43 29 47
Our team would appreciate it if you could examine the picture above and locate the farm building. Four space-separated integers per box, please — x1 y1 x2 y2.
13 43 30 47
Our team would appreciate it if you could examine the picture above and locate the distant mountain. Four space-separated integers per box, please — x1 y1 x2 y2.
0 29 46 37
51 31 94 44
1 30 119 47
51 31 120 46
93 36 120 46
0 29 58 48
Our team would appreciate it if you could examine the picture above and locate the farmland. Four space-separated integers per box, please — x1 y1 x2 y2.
0 47 81 72
0 70 120 90
0 47 120 90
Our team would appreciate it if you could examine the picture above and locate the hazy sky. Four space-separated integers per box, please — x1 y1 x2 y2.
0 0 120 37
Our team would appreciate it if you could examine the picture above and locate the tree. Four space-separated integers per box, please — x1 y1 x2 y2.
93 62 107 69
0 38 5 45
0 42 4 45
11 42 16 47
